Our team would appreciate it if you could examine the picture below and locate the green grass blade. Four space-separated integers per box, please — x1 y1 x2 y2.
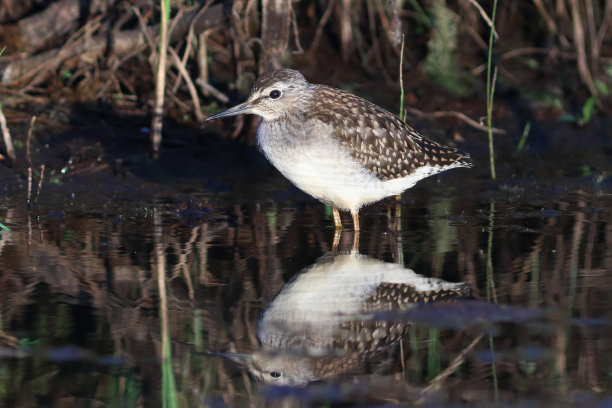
516 121 531 152
485 0 498 180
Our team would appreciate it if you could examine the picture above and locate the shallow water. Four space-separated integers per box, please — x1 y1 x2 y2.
0 119 611 407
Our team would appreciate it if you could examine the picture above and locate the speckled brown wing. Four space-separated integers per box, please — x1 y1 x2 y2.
363 282 471 312
310 86 470 181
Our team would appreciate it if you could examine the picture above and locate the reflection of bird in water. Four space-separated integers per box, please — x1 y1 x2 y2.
216 251 470 386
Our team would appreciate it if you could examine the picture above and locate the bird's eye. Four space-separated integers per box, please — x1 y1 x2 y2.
269 90 282 99
269 371 281 379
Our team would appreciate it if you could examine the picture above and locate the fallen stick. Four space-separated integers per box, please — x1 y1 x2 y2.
405 106 506 134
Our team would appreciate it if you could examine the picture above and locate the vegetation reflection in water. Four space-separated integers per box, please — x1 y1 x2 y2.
0 185 610 406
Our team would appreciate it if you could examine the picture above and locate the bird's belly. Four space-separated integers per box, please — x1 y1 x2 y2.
258 129 413 212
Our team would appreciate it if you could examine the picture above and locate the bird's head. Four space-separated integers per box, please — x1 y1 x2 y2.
206 69 315 122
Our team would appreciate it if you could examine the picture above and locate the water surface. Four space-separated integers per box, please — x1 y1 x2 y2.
0 120 610 406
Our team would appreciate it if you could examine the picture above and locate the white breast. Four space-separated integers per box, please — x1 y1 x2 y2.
257 120 425 213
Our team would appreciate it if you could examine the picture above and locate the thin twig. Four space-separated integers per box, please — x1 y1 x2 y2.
290 3 304 54
34 164 45 204
26 116 36 167
131 7 156 52
309 0 335 55
405 107 506 134
195 78 229 104
467 0 499 40
471 47 567 76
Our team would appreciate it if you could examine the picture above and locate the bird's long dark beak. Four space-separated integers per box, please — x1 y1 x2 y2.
205 102 254 121
205 350 252 367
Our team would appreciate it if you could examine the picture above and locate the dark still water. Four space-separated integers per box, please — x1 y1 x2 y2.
0 124 610 407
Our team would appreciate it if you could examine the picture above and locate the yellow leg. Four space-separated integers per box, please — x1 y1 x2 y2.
332 207 342 229
352 229 360 252
352 212 360 232
332 229 341 252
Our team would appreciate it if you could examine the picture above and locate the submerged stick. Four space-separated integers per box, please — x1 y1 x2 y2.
34 164 45 204
422 333 484 394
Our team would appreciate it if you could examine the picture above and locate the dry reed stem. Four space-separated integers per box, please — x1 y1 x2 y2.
339 0 353 61
187 2 214 94
151 0 170 154
595 0 612 57
197 30 210 93
584 0 598 61
169 5 209 93
25 116 36 167
569 0 598 96
0 107 15 163
532 0 558 35
261 0 293 69
168 47 204 121
367 0 393 82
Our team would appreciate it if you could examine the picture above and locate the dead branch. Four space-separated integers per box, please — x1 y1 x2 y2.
15 0 116 52
405 106 506 134
2 29 145 85
1 4 226 86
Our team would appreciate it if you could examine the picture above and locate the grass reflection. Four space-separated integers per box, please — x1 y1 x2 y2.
155 213 178 408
